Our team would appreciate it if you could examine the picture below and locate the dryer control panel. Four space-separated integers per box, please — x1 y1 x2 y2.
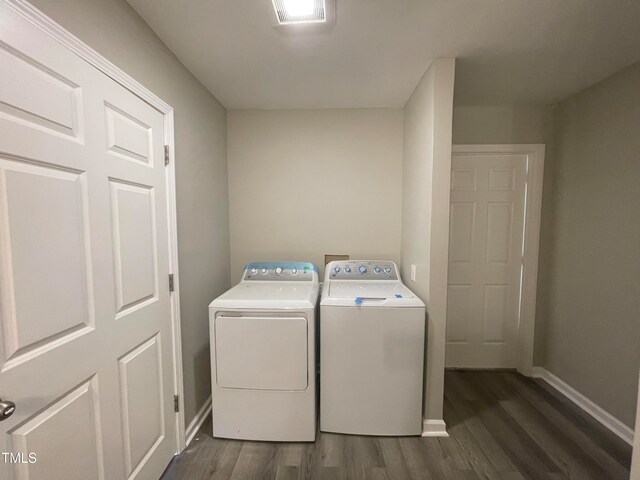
326 260 398 280
243 261 317 281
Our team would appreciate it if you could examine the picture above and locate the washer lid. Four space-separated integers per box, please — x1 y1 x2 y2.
209 282 319 310
329 282 411 299
323 282 425 308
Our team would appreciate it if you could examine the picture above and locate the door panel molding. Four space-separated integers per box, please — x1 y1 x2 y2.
1 0 186 452
450 144 545 375
8 376 105 480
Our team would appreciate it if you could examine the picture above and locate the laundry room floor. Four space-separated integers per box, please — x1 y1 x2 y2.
161 371 632 480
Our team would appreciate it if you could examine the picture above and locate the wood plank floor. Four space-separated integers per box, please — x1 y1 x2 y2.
161 371 632 480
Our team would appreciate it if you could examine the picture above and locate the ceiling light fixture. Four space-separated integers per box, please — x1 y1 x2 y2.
271 0 328 25
283 0 314 17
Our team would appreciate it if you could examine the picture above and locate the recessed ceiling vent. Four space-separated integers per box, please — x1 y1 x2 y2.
271 0 329 26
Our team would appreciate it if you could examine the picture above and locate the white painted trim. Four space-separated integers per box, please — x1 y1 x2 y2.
451 144 545 376
185 396 212 447
164 110 186 452
3 0 187 453
421 419 449 437
532 367 634 445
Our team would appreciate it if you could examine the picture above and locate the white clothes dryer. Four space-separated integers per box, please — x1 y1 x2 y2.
209 261 318 441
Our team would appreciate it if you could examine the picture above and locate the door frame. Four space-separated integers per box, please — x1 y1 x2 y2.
451 144 545 376
3 0 187 451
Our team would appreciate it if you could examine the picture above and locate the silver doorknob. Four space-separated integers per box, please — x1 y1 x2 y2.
0 398 16 420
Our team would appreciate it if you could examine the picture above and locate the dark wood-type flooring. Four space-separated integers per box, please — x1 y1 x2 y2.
161 371 632 480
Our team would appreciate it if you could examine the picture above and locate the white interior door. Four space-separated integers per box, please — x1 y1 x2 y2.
0 5 177 479
445 153 527 368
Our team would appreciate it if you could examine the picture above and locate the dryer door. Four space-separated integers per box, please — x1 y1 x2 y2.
214 316 308 391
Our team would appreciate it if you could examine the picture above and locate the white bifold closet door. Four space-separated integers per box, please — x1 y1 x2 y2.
446 153 527 368
0 4 177 480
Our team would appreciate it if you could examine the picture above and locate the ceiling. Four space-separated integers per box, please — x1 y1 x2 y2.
127 0 640 109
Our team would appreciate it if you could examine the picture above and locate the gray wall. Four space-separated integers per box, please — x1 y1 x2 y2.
30 0 231 426
536 62 640 428
401 58 456 423
227 108 403 279
453 106 553 145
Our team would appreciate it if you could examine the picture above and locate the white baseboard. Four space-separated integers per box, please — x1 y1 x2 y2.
532 367 634 445
421 418 449 437
185 395 212 447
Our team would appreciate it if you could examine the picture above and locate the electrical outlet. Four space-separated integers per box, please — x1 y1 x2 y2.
410 264 417 282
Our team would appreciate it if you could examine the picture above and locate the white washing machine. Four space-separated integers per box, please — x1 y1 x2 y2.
209 261 318 441
320 260 426 436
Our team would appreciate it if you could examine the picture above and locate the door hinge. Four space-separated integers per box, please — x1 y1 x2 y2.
169 273 174 292
164 145 170 166
174 395 180 413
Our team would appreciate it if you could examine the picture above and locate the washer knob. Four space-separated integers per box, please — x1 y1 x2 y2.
374 266 381 274
291 268 298 275
275 267 283 275
250 268 258 275
261 268 268 275
344 266 351 273
334 266 341 273
359 265 367 275
384 266 392 274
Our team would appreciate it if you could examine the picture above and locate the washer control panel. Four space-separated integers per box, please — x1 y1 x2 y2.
328 260 398 280
243 261 317 281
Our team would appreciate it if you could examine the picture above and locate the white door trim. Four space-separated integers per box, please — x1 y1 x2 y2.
3 0 187 451
451 144 545 376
